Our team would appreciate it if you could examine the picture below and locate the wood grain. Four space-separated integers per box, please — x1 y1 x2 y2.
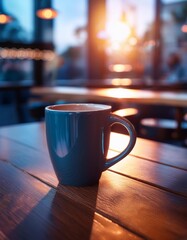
0 122 186 195
109 132 187 170
0 123 47 152
0 140 187 239
57 171 187 240
1 122 187 239
1 122 187 170
109 154 187 197
0 160 141 240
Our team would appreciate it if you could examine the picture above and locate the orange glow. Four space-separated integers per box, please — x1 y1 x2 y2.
0 14 11 24
109 64 132 72
91 213 125 238
109 42 121 51
36 8 58 19
128 37 137 46
112 78 132 86
107 21 131 44
181 24 187 33
113 108 138 117
100 88 138 99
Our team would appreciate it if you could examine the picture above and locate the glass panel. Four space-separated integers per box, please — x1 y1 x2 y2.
0 0 34 83
53 0 88 81
2 0 33 43
105 0 155 82
160 0 187 84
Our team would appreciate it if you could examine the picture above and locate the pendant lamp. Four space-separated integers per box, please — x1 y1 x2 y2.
36 0 58 20
36 8 58 20
0 1 12 24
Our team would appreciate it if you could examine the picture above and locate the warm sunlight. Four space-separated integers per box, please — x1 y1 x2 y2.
109 64 132 72
111 78 132 86
107 20 131 44
128 37 137 46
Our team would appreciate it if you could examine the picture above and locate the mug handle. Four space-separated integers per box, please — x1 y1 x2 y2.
104 114 136 170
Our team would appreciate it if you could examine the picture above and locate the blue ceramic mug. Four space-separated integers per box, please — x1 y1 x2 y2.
45 103 136 186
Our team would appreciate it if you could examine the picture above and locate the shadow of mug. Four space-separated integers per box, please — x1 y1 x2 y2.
47 184 99 239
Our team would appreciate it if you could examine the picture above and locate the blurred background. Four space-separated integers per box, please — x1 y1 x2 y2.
0 0 187 146
1 0 187 85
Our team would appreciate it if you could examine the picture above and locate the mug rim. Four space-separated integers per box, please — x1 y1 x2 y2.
45 103 112 112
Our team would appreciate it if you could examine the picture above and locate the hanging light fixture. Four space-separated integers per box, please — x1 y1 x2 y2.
36 0 58 20
36 8 58 20
0 0 12 24
0 14 12 24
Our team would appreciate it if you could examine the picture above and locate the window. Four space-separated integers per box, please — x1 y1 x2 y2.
1 0 33 43
105 0 155 80
53 0 88 81
160 0 187 83
0 0 34 82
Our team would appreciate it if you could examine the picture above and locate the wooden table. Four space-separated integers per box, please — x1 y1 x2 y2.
31 86 187 138
31 86 187 107
0 122 187 240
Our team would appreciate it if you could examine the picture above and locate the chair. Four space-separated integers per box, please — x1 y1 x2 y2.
140 117 187 146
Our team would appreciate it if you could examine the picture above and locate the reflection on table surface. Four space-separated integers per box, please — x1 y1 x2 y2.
31 85 187 107
0 122 187 239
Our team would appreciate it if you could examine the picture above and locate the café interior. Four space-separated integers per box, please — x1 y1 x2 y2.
1 1 187 239
0 0 187 147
